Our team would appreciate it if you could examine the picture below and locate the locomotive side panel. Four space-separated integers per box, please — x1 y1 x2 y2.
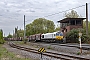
41 32 58 42
41 32 64 43
41 33 55 40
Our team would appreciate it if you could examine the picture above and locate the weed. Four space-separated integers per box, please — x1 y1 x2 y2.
77 52 81 55
47 46 51 49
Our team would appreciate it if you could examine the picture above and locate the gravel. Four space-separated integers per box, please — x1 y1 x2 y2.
26 42 90 55
2 42 61 60
2 41 90 60
3 43 40 60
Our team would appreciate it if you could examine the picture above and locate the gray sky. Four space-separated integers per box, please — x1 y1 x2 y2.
0 0 90 36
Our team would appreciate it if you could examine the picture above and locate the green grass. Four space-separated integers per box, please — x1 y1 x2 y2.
14 41 30 45
47 45 52 49
0 44 30 60
14 41 25 45
76 52 81 55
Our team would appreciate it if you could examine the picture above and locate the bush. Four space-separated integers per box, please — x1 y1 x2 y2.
23 38 28 44
0 39 5 44
66 28 89 43
82 35 90 44
66 29 79 43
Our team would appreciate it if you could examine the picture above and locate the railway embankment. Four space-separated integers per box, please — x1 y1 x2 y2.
14 41 90 58
0 43 31 60
3 41 90 60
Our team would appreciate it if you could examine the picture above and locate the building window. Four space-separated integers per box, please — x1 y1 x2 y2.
70 20 75 25
76 20 81 25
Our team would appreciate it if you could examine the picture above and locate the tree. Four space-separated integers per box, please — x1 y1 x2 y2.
55 26 60 31
0 29 3 39
26 23 33 36
13 29 24 38
7 34 13 38
17 29 24 37
83 21 90 35
88 21 90 35
26 18 55 36
64 10 81 18
15 27 17 38
0 29 5 44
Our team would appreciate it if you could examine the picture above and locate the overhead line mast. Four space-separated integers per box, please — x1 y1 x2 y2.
24 15 26 43
86 3 88 35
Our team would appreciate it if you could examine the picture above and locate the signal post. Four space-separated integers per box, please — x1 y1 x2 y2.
79 32 82 53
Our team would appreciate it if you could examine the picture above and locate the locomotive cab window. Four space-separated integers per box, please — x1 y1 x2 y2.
56 33 59 36
42 35 44 38
54 34 56 36
60 33 63 36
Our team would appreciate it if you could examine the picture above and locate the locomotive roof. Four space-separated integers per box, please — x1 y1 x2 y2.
42 31 61 35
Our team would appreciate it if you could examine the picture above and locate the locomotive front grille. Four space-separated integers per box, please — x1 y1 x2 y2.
56 36 63 40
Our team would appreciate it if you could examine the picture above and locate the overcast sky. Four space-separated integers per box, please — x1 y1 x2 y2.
0 0 90 36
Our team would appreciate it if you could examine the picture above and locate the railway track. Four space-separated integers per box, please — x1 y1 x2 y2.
49 43 90 50
31 42 90 50
8 42 90 60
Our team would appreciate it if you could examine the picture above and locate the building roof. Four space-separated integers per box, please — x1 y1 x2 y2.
57 18 86 23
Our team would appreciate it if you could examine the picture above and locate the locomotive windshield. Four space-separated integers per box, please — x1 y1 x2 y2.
56 32 63 36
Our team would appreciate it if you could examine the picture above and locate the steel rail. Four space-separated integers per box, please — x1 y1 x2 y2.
8 42 90 60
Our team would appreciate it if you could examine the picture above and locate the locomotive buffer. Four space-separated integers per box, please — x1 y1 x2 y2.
38 47 46 58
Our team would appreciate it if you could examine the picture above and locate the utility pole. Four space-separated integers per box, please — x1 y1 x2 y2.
24 15 26 43
86 3 88 35
4 33 5 37
17 26 18 39
13 30 14 40
13 30 14 37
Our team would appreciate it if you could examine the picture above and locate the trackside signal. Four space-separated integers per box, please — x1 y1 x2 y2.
38 47 46 58
38 47 46 53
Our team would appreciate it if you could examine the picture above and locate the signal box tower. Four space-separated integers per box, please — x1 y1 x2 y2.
58 18 86 36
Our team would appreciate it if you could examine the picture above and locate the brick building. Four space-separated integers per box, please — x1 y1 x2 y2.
58 18 86 36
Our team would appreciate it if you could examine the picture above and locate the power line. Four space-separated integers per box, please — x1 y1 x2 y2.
20 4 87 24
18 3 88 29
44 4 85 17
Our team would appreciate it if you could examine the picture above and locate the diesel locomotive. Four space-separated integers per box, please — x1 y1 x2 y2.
28 31 64 43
